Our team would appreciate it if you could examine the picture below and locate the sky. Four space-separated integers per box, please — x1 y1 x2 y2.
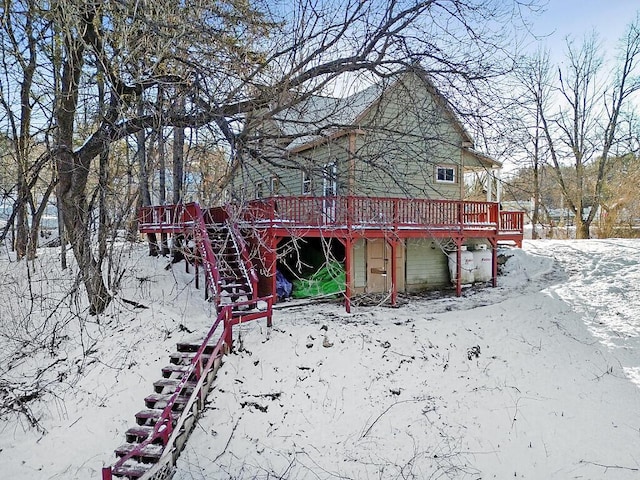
529 0 639 59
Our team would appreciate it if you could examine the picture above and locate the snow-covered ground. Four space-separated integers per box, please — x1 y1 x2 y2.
0 239 639 479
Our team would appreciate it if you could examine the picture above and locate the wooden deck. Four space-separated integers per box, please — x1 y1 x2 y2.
237 196 523 243
137 198 524 312
138 196 524 244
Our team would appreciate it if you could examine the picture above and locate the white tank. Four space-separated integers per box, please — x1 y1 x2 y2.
448 246 475 284
473 244 493 282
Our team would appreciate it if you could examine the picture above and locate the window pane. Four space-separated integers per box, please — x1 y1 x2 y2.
437 167 455 182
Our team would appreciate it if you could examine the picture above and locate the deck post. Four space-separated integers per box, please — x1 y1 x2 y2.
223 309 233 350
455 237 463 297
268 234 279 302
390 238 398 306
344 237 352 313
489 237 498 288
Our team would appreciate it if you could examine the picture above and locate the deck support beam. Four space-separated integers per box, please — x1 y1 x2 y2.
344 237 353 313
389 237 398 307
267 235 280 305
489 237 498 288
454 237 464 297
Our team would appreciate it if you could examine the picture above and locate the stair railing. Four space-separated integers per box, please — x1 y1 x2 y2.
224 218 259 300
102 305 234 480
102 202 275 479
181 203 222 306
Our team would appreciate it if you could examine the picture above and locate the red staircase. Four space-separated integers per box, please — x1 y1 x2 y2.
102 203 272 480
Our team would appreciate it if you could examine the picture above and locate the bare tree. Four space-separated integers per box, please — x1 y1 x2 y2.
0 0 57 260
538 18 640 238
511 49 555 238
1 0 538 313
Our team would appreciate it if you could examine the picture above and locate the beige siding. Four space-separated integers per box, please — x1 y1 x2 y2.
281 139 351 196
395 240 405 292
350 73 466 200
352 238 367 290
405 238 449 290
234 71 477 202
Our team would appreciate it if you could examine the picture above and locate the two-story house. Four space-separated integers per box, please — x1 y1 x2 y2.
223 66 523 311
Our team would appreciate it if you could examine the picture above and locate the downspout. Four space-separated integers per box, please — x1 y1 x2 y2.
460 148 465 199
348 132 356 196
486 169 492 202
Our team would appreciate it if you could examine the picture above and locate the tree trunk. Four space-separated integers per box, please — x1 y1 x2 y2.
55 33 111 315
14 188 29 259
158 126 169 255
135 101 159 257
57 193 67 269
27 178 56 259
58 150 112 314
575 218 590 239
172 96 185 205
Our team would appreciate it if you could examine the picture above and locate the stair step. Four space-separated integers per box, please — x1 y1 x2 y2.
219 283 249 289
115 442 164 462
153 378 199 393
112 462 150 479
219 277 245 284
161 364 194 378
144 392 190 409
135 408 179 426
218 270 244 278
169 351 212 365
125 426 158 444
217 251 239 257
176 342 218 353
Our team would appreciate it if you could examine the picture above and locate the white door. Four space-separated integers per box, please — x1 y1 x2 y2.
322 161 337 223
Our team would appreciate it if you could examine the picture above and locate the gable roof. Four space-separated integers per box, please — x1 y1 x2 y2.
270 68 499 168
275 82 383 150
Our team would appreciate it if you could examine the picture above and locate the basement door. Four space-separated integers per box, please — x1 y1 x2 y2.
367 239 390 292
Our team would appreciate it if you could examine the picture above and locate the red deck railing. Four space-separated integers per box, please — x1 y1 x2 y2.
240 196 524 234
138 197 525 237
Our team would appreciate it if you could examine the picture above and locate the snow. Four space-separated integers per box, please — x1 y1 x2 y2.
1 239 639 479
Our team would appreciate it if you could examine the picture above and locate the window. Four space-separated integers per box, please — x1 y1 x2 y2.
270 176 280 195
322 161 337 197
436 166 456 183
255 181 265 199
302 170 312 195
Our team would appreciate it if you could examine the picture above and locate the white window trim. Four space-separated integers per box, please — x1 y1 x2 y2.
322 161 337 197
436 165 457 184
255 180 265 199
270 176 280 195
302 170 312 195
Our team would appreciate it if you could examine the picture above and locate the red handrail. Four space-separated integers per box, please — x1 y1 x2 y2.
180 203 222 303
102 295 275 479
241 196 515 232
500 210 524 232
138 198 524 238
103 305 233 479
224 208 259 298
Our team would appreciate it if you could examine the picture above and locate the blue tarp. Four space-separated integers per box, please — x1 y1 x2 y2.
276 270 292 300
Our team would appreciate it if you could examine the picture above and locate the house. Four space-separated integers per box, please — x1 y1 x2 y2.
223 67 524 311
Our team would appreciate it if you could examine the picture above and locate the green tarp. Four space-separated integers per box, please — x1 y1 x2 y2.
292 261 345 298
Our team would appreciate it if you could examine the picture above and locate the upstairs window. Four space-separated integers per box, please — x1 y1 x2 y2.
436 166 457 183
270 176 281 195
255 181 265 199
302 170 312 195
322 161 337 197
